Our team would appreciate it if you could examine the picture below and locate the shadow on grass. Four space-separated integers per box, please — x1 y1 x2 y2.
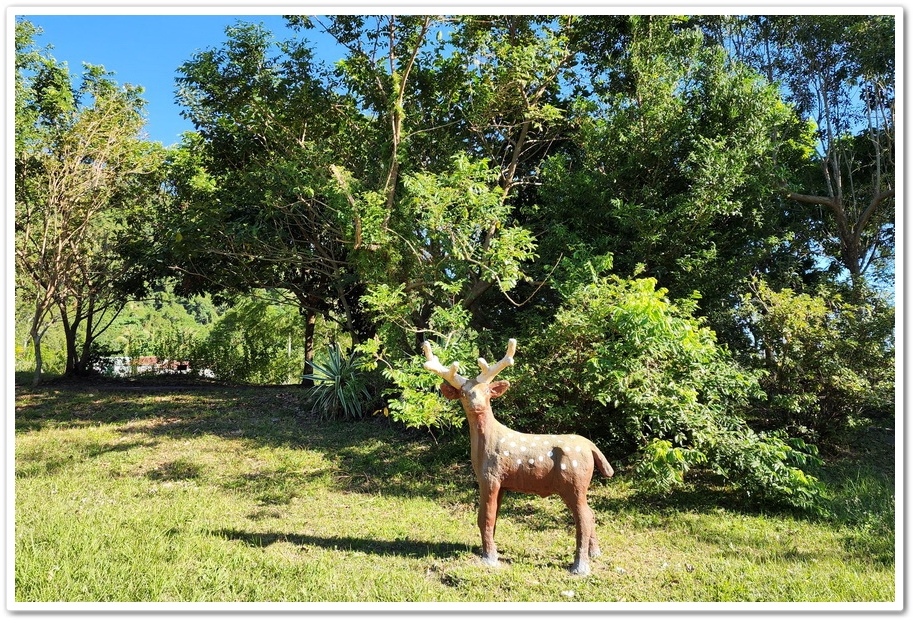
213 528 473 560
16 439 158 478
592 470 812 520
146 458 206 481
220 468 338 505
14 384 242 433
15 384 481 504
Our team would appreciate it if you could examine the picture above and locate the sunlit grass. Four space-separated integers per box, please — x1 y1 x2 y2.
13 384 897 605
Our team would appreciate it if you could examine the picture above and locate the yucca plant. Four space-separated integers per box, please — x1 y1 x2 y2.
302 343 373 421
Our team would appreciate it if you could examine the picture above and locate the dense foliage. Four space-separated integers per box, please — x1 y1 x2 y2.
15 14 896 512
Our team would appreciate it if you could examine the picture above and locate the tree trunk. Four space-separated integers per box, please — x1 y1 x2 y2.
30 325 44 387
61 315 79 376
27 300 53 386
77 300 95 375
301 307 317 387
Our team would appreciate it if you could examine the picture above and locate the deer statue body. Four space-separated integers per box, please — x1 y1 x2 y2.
422 339 614 575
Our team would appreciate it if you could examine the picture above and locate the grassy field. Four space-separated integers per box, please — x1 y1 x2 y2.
12 381 897 607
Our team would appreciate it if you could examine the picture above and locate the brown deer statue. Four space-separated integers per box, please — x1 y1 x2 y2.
422 338 614 575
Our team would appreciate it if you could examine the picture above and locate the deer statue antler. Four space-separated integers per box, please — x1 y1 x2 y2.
422 341 469 390
475 338 516 384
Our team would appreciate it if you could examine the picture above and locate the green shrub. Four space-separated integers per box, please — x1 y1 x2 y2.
501 253 826 512
635 439 707 493
193 294 302 384
302 343 375 421
706 430 826 512
737 278 895 442
362 285 483 430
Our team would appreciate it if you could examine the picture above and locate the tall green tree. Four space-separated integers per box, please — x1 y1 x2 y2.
171 22 369 382
704 15 896 287
171 17 558 381
14 19 56 384
15 20 164 381
321 15 575 337
437 15 581 319
696 15 897 439
530 15 798 345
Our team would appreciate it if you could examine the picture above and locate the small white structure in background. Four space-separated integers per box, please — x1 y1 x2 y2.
95 356 213 378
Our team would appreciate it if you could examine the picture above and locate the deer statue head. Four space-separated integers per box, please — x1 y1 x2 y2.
422 338 613 576
422 338 516 420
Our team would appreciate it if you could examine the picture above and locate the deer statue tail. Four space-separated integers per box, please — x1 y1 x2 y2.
591 444 615 478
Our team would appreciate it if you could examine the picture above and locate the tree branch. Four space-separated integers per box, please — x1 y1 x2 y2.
854 188 894 239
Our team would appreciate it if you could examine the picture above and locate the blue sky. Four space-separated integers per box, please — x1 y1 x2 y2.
18 13 335 146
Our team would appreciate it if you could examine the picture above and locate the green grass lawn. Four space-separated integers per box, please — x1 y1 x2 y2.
12 382 897 606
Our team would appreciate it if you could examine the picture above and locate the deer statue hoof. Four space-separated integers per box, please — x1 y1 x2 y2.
570 560 591 576
480 553 500 567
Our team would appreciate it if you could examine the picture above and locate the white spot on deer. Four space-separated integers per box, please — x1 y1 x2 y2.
575 445 581 453
510 442 516 448
537 456 543 462
516 459 522 466
503 450 510 456
561 463 567 470
547 450 553 458
520 446 527 452
572 460 578 468
528 458 535 466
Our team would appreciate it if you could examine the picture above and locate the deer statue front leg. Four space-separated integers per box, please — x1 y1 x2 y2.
478 483 502 566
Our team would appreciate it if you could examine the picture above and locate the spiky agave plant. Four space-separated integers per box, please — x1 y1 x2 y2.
302 343 373 421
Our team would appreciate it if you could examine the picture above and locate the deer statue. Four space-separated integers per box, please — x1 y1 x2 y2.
422 338 614 576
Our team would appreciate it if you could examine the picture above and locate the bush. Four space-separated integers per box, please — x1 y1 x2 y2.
193 295 302 384
380 335 479 431
362 287 484 430
302 343 375 421
500 254 826 512
737 279 895 441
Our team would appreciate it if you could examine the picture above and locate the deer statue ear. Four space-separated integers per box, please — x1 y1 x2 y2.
489 380 510 398
440 382 462 400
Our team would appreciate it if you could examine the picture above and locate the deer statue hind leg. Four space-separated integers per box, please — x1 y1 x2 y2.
562 489 598 576
589 528 602 560
493 488 506 538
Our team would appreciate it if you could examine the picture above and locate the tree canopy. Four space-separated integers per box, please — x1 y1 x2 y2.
14 14 897 513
